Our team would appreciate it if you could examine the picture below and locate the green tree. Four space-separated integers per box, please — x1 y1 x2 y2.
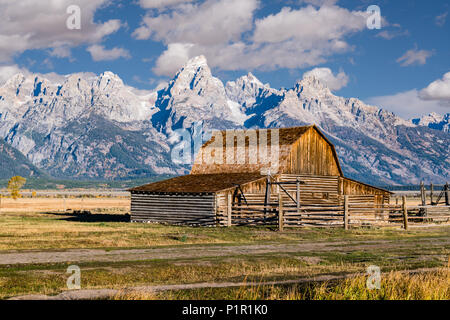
8 176 27 200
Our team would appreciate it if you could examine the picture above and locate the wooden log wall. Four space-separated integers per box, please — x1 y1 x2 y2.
340 177 390 197
131 193 216 226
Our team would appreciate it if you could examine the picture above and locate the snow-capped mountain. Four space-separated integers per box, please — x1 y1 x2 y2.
0 55 448 185
0 71 176 179
412 113 450 133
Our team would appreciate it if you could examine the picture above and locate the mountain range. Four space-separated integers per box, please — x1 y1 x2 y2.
0 55 448 185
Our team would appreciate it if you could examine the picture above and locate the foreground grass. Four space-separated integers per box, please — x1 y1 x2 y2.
1 211 450 251
1 211 449 299
142 268 449 300
1 245 448 299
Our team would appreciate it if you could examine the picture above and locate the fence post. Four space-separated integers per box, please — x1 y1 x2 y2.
445 183 450 206
430 183 434 205
227 192 232 227
278 193 284 232
402 196 408 230
420 182 426 206
344 195 349 230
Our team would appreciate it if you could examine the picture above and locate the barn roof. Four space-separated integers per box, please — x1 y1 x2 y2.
201 126 312 148
129 173 266 194
195 125 344 176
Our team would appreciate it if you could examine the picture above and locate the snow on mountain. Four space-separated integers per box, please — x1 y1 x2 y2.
152 55 243 132
0 55 448 184
0 71 174 179
412 113 450 133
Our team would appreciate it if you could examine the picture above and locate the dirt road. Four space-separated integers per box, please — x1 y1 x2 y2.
2 238 449 265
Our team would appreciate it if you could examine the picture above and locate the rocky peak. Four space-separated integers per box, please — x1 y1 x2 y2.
225 72 268 106
413 112 450 132
95 71 125 91
4 73 26 90
163 55 225 99
294 74 331 96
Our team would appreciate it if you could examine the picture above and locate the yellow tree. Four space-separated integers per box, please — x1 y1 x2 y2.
8 176 27 200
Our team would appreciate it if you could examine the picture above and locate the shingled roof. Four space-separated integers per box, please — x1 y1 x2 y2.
201 126 312 149
129 173 266 194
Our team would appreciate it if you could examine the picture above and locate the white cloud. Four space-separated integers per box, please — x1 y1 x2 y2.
376 29 409 40
303 68 348 91
298 0 339 6
154 43 194 75
49 46 72 59
368 73 450 119
419 72 450 102
0 65 30 85
252 6 365 44
139 2 368 76
435 12 448 27
87 45 131 61
133 0 257 45
0 65 70 86
138 0 193 9
396 48 433 66
367 90 448 119
0 0 122 62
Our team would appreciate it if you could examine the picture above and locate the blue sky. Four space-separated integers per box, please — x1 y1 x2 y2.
0 0 449 118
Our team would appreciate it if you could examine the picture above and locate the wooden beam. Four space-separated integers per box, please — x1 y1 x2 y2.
420 181 426 206
446 183 450 206
264 177 271 220
402 196 408 230
296 178 301 214
430 183 434 206
227 192 232 227
278 193 284 232
344 195 349 230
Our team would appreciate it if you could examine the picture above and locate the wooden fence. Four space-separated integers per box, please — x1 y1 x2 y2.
227 194 450 230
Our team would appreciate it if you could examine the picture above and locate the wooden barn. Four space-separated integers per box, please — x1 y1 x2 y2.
129 125 392 226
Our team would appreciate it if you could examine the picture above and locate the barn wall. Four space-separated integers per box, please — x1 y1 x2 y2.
340 177 390 207
131 193 216 226
287 129 341 176
341 177 389 195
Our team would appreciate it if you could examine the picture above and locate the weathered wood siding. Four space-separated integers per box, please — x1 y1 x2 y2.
341 177 390 196
192 127 342 176
131 193 216 226
287 130 341 176
191 129 292 175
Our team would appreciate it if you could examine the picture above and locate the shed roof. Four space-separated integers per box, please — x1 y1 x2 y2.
129 173 266 194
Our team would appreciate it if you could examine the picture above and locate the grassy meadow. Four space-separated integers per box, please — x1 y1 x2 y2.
0 194 449 300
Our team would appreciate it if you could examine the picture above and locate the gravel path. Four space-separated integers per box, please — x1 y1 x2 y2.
1 238 449 265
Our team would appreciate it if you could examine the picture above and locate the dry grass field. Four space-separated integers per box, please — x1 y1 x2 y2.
0 193 449 300
0 197 129 213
